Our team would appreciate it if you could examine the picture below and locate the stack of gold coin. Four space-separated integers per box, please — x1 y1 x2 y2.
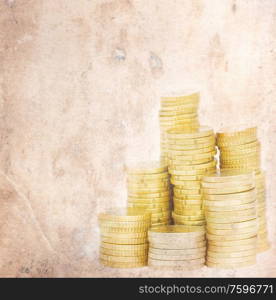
216 127 260 172
159 91 200 162
255 171 270 252
166 126 217 226
98 208 151 268
202 170 258 269
217 127 270 253
126 161 171 226
148 225 206 269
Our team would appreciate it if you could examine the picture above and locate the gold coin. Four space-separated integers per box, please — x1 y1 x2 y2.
221 147 260 157
174 187 202 195
100 259 147 268
98 207 151 222
127 180 169 188
99 219 151 228
99 225 149 233
100 247 148 257
201 179 254 189
173 208 204 216
168 150 215 159
208 236 257 246
206 214 257 224
148 257 205 267
170 179 201 188
207 226 258 236
127 203 170 211
127 186 169 194
205 208 256 218
171 174 205 181
148 252 205 260
219 140 259 150
101 242 148 250
206 259 256 269
167 144 215 153
216 127 257 139
207 232 257 242
174 202 202 209
149 246 206 256
168 135 215 145
169 167 216 176
127 172 169 181
174 219 206 226
100 254 147 263
172 212 204 221
149 240 206 250
174 198 203 205
203 185 255 195
128 191 170 198
167 126 213 139
217 135 257 147
174 194 203 200
170 159 216 171
128 196 170 203
100 231 148 239
126 161 168 175
169 157 214 166
208 243 256 253
203 189 256 201
203 198 255 207
149 224 205 237
207 248 256 259
202 169 254 183
204 202 256 212
207 254 256 264
101 236 148 245
206 218 258 230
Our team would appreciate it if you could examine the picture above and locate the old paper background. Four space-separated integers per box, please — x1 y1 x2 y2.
0 0 275 277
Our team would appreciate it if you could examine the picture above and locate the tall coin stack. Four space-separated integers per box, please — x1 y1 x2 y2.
166 126 217 226
148 225 206 270
202 170 258 269
159 91 200 162
126 161 171 226
98 208 151 268
216 127 270 253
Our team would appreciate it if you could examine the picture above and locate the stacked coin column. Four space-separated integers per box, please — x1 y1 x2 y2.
216 127 270 252
159 91 200 163
202 171 258 269
126 161 171 226
98 208 151 268
148 225 206 270
166 127 217 226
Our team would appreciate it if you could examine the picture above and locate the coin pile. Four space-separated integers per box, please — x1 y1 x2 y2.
126 161 171 226
216 127 260 172
98 208 151 268
159 91 200 162
202 170 258 269
255 171 270 252
166 126 217 226
148 225 206 269
217 127 270 253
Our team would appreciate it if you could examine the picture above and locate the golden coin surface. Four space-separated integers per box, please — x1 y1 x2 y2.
174 194 203 201
207 232 257 242
174 188 202 195
127 172 169 181
99 219 151 228
148 252 205 260
203 198 255 207
148 257 205 267
126 161 168 175
172 212 204 221
167 144 215 153
171 174 205 181
127 186 169 194
149 224 205 237
207 248 256 258
202 169 254 183
174 219 206 226
207 254 256 264
216 127 257 139
150 239 206 250
206 214 256 223
170 159 216 171
206 218 258 230
100 254 147 263
203 189 256 201
170 179 201 188
101 236 148 245
207 236 257 246
98 207 151 222
128 191 170 198
203 185 254 195
208 243 256 253
100 231 147 239
201 179 254 189
168 135 215 145
101 242 148 250
205 208 256 218
173 208 204 216
204 202 256 212
169 167 216 176
100 259 147 268
149 246 206 256
100 247 148 257
206 259 256 269
99 225 149 234
207 226 257 236
128 196 170 202
167 126 213 139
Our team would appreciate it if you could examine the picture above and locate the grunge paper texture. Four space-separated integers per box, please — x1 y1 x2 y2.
0 0 275 277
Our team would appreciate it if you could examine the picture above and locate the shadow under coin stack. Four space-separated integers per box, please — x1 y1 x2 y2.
148 225 206 270
98 208 151 268
166 126 217 226
216 127 270 253
202 170 258 269
126 161 171 226
159 91 200 163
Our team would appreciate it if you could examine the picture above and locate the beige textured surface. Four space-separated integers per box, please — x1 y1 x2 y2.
0 0 276 277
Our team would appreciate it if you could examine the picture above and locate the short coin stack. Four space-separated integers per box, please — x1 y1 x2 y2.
166 126 217 226
159 91 200 162
255 171 270 252
148 225 206 269
202 170 258 269
98 208 151 268
126 161 171 226
217 127 270 253
216 127 260 172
